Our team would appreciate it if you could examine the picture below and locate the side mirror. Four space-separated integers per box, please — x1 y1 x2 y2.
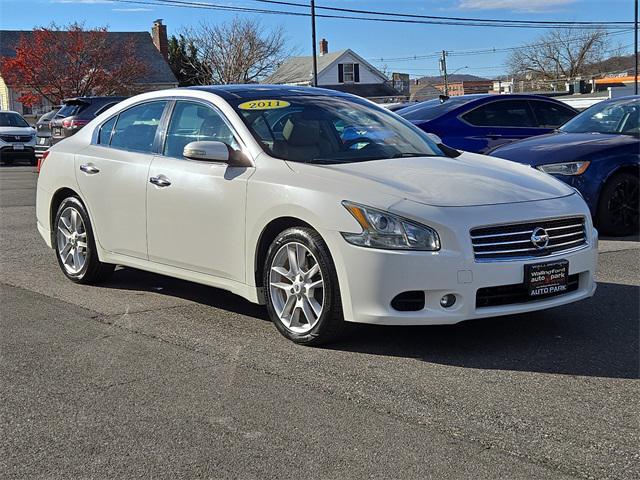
183 141 230 162
183 141 252 167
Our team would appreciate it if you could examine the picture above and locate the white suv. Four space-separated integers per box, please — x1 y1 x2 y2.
0 111 36 165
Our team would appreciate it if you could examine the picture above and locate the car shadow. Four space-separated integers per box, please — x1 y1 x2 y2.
101 268 638 380
101 266 268 320
601 234 640 242
329 281 639 380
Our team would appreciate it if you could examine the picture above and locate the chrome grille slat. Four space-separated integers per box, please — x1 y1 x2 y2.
470 217 587 261
470 229 534 240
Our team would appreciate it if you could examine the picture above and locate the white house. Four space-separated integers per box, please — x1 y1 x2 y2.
265 39 401 100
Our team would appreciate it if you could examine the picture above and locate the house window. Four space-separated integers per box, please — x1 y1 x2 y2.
343 63 355 83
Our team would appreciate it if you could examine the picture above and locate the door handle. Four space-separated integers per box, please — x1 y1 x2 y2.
149 175 171 187
79 163 100 174
487 134 503 140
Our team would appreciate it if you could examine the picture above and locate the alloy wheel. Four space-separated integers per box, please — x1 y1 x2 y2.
56 206 88 275
269 242 324 334
608 178 639 229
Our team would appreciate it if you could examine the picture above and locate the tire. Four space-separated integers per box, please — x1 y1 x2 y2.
54 196 115 284
596 172 639 237
263 227 346 345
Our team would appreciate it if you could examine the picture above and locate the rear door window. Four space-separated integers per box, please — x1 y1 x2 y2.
98 116 117 145
529 100 576 128
110 101 167 153
462 100 536 127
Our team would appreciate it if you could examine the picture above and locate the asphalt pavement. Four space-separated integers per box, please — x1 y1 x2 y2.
1 165 638 479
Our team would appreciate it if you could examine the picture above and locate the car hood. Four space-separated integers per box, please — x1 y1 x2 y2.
289 152 574 207
0 126 35 136
490 132 638 165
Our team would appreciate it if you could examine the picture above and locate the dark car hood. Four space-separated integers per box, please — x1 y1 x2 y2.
490 132 639 166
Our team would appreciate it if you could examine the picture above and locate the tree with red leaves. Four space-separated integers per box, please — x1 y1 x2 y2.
1 23 149 107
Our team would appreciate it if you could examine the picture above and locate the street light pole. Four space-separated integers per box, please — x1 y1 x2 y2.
311 0 318 87
440 50 449 96
635 0 638 95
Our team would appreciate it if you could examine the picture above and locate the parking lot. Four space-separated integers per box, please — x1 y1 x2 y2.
1 165 638 479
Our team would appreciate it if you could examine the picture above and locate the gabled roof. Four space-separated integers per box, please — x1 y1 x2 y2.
0 30 177 85
265 49 387 85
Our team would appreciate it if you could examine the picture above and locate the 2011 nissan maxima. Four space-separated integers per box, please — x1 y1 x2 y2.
36 86 598 345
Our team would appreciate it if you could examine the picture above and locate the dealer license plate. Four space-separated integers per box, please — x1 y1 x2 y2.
525 260 569 297
13 143 24 150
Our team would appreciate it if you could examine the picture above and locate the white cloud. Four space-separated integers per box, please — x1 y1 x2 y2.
457 0 576 12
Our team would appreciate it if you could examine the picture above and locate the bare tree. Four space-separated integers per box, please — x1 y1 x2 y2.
506 29 610 80
181 18 290 84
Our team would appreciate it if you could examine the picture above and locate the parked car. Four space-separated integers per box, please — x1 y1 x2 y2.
490 96 639 236
397 94 578 153
50 96 125 146
0 111 36 165
382 101 418 112
36 86 597 345
34 107 62 160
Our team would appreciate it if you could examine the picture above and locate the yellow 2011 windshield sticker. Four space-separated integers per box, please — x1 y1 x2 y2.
238 99 290 110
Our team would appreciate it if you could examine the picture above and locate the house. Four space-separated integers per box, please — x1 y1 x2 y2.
434 80 493 96
0 20 177 116
265 39 401 101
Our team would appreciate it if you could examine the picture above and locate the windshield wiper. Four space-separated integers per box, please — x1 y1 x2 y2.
390 152 430 158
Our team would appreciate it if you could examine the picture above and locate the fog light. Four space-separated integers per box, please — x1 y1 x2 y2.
440 294 456 308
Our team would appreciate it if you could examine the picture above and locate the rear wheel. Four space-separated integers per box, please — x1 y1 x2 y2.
54 196 115 283
597 172 639 236
264 227 346 345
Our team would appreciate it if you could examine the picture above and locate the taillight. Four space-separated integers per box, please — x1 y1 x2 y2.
37 150 50 174
62 119 89 129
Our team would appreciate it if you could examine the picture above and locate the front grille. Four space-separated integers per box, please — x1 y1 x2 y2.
0 134 32 143
476 274 579 308
470 217 587 261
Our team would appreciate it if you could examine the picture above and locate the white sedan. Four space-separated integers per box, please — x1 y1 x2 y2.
36 86 597 345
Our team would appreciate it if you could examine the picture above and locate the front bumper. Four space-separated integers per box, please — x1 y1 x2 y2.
324 195 598 325
0 144 36 160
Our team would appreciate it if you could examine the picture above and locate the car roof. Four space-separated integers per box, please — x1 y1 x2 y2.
186 84 357 101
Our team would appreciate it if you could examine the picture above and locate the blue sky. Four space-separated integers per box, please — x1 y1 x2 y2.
0 0 636 78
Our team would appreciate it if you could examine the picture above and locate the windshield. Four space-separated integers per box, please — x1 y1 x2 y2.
0 112 29 127
560 98 639 135
397 96 473 121
231 95 443 164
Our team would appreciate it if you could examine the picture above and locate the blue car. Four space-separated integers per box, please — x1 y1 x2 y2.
490 96 639 236
397 94 578 153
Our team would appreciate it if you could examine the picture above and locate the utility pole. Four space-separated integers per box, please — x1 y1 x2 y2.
311 0 318 87
439 50 449 96
635 0 638 95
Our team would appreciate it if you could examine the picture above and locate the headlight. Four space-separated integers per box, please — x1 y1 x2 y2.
341 201 440 251
537 161 590 176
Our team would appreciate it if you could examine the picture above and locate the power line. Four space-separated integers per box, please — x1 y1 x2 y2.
110 0 634 30
248 0 634 27
371 29 633 63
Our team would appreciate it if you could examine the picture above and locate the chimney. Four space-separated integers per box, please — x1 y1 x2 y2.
152 19 168 61
319 38 328 56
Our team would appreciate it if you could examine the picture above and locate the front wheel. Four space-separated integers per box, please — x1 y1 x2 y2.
264 227 346 345
596 172 639 237
54 196 115 283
